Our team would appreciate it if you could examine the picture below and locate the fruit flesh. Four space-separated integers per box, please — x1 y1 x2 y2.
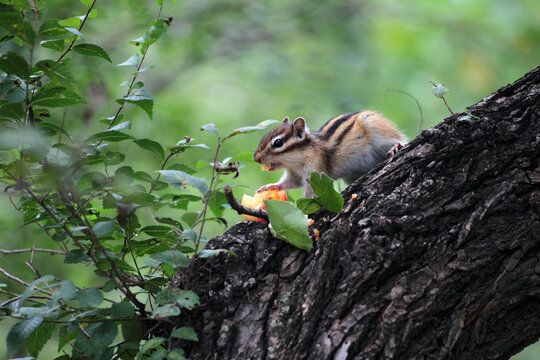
241 189 288 223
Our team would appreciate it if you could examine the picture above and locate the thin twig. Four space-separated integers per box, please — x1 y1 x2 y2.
0 267 53 297
190 138 222 272
105 4 164 130
57 0 98 62
442 96 455 116
25 261 41 278
53 324 84 355
0 291 49 307
8 195 69 253
0 248 65 255
149 150 177 193
0 267 31 287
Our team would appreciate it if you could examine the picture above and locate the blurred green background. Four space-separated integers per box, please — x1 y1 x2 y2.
1 0 539 358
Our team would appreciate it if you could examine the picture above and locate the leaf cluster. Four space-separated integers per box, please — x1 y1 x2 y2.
0 1 249 359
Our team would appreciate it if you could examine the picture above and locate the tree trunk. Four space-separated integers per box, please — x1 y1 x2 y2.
171 67 540 360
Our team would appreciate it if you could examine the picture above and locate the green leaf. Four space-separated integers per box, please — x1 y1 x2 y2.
150 250 189 268
171 327 198 342
64 249 90 264
158 170 208 195
132 64 158 74
136 337 166 360
90 321 118 358
58 17 80 29
181 212 198 228
36 121 72 140
114 165 134 184
117 89 154 119
134 171 154 183
224 119 279 140
170 139 210 152
57 327 78 352
30 87 85 108
104 150 125 166
155 217 183 229
295 197 322 214
6 86 25 102
80 0 93 7
76 288 103 309
57 280 76 301
155 288 174 306
73 43 112 63
175 290 199 309
0 35 15 46
92 220 115 238
40 39 65 52
39 19 67 37
7 317 43 356
200 123 219 135
151 304 180 318
0 52 30 79
0 79 15 95
25 322 54 358
111 301 135 318
0 11 35 44
208 191 227 217
35 60 77 90
122 320 142 343
429 80 450 98
310 172 344 212
86 130 134 143
0 102 24 120
109 121 131 130
265 200 312 251
167 163 197 174
151 180 168 191
64 26 85 40
168 349 188 360
2 0 31 10
140 225 172 237
117 53 140 67
134 138 164 159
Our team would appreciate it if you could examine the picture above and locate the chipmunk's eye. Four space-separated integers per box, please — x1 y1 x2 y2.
272 138 283 148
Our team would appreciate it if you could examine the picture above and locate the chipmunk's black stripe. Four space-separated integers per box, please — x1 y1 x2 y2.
281 138 311 152
279 133 292 145
335 120 356 146
319 112 358 140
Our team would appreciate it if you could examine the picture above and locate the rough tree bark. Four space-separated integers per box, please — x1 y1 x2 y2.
169 67 540 359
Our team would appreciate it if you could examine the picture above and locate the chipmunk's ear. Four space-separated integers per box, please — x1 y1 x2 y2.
282 116 290 125
293 117 306 138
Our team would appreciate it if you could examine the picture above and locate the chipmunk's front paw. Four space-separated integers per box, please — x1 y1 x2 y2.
257 183 282 193
388 142 406 157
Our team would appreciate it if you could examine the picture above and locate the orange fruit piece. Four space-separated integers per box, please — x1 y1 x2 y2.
241 189 289 223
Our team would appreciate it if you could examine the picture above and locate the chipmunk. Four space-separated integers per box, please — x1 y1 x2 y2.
253 111 406 197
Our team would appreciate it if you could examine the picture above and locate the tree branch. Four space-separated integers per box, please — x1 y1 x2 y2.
167 66 540 360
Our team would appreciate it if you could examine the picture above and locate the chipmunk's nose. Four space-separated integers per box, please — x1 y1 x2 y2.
253 152 261 163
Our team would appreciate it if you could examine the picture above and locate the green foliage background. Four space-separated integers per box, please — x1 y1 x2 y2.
1 0 539 358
